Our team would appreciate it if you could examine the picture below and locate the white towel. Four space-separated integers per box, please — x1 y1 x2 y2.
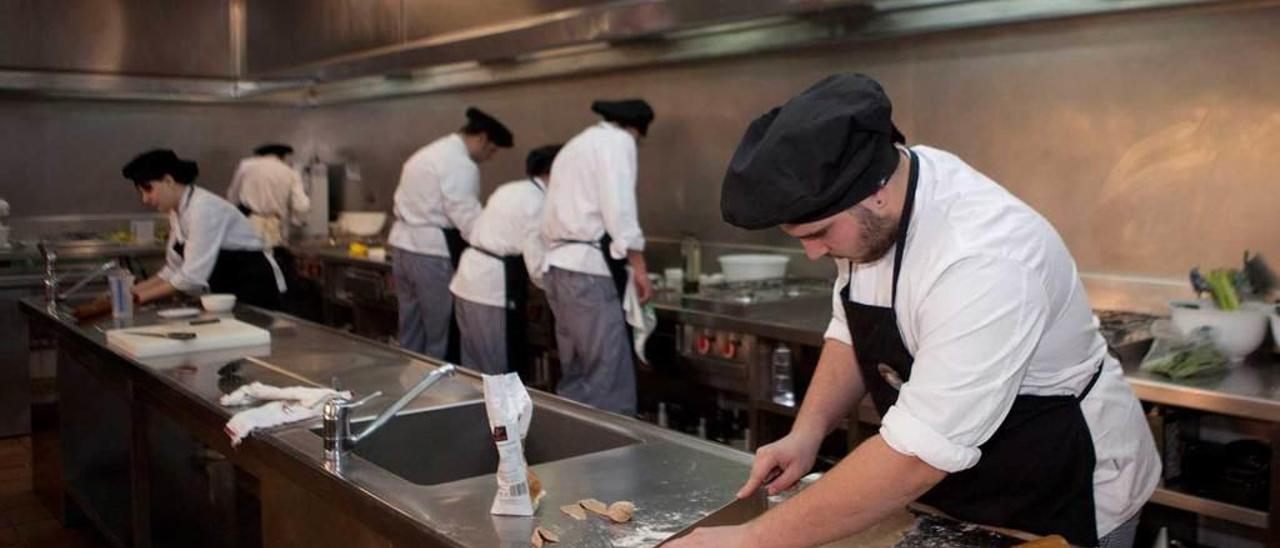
220 382 351 446
623 266 657 364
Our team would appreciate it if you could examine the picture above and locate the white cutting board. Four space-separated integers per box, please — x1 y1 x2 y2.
106 318 271 358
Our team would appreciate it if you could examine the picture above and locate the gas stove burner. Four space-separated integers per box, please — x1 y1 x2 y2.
680 279 829 314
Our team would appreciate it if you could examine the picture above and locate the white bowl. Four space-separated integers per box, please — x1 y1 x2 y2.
200 293 237 313
338 211 387 237
718 254 790 282
1169 300 1268 361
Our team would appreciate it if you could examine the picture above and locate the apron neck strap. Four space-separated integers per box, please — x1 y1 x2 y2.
890 149 920 308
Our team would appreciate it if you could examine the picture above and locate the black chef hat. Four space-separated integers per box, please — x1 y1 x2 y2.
591 99 655 137
720 74 906 230
525 144 563 178
253 143 294 157
122 149 199 186
463 107 514 148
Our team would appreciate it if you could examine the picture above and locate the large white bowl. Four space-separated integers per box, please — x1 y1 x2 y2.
1169 300 1268 361
718 254 790 282
200 293 237 313
338 211 387 237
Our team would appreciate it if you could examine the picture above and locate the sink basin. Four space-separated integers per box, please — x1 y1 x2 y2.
313 403 641 486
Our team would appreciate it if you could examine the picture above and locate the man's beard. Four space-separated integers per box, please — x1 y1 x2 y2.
847 205 899 264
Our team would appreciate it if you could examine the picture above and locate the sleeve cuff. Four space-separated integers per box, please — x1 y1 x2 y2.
823 319 851 345
158 269 205 295
880 406 982 473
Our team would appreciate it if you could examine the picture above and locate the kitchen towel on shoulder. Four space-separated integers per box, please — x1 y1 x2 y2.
220 382 351 446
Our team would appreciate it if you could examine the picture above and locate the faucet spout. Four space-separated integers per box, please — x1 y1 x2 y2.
321 363 458 469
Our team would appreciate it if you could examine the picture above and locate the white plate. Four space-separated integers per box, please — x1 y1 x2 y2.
157 307 201 319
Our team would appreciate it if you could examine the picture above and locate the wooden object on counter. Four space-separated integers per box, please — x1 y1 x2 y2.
71 296 111 320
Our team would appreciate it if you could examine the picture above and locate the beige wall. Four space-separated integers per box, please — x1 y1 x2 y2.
2 3 1277 284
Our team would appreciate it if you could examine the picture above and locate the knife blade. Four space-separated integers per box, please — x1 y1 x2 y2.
125 331 197 340
659 487 768 545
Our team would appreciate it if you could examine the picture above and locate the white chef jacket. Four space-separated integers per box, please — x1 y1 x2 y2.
159 186 278 294
449 177 549 308
388 134 483 257
225 156 310 230
823 146 1160 537
541 122 644 276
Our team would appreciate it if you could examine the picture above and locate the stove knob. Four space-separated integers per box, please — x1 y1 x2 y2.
695 332 712 355
718 338 737 360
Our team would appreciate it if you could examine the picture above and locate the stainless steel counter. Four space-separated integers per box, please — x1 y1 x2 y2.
22 298 759 547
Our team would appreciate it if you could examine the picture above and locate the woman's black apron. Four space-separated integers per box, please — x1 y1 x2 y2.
840 150 1101 546
170 244 282 311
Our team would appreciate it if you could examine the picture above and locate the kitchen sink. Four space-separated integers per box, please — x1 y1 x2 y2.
311 403 642 486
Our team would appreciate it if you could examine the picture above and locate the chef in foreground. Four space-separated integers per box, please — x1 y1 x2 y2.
450 144 561 375
670 74 1159 548
541 99 655 415
86 149 284 315
388 107 513 361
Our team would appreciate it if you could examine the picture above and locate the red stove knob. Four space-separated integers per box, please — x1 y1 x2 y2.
695 333 712 355
719 339 737 360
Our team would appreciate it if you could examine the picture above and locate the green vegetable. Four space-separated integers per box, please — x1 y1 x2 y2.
1205 268 1241 311
1141 340 1227 379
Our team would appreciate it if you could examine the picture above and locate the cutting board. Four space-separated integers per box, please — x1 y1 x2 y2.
106 318 271 358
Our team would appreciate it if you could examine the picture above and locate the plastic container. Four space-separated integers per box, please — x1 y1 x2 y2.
107 269 134 319
771 344 796 407
718 254 790 282
1169 300 1268 362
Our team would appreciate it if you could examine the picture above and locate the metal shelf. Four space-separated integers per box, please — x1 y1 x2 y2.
1148 486 1269 529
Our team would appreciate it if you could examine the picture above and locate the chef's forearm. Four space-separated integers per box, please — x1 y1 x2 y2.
747 436 946 548
793 339 865 439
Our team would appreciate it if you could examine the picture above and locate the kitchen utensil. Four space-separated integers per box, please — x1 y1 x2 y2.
157 307 201 319
337 211 387 237
124 331 197 340
660 488 768 545
200 293 237 312
1169 300 1268 361
105 317 270 358
718 254 790 282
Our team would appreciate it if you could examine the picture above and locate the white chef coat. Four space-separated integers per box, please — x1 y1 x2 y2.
159 186 279 294
823 145 1160 537
449 177 549 308
225 156 310 231
541 122 644 276
388 134 483 257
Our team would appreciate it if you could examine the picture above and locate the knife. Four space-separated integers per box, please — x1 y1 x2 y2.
660 487 769 545
125 331 197 340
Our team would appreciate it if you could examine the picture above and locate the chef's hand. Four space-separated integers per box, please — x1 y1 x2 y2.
627 251 654 304
737 430 821 498
664 524 757 548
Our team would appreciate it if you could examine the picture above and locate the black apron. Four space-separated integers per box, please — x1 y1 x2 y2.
441 226 468 364
840 150 1101 546
467 178 545 377
171 243 282 311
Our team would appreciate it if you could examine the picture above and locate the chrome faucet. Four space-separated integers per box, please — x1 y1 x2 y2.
322 363 457 469
37 242 120 308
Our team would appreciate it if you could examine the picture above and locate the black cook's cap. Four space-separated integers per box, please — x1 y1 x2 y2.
122 149 199 185
720 74 906 230
253 143 293 157
465 107 514 148
591 99 654 137
525 144 562 177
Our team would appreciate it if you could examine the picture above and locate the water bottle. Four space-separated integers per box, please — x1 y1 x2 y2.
771 344 796 407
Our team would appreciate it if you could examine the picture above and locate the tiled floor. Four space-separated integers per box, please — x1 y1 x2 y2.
0 437 102 547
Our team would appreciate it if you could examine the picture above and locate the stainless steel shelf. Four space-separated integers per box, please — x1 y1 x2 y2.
1148 486 1269 529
